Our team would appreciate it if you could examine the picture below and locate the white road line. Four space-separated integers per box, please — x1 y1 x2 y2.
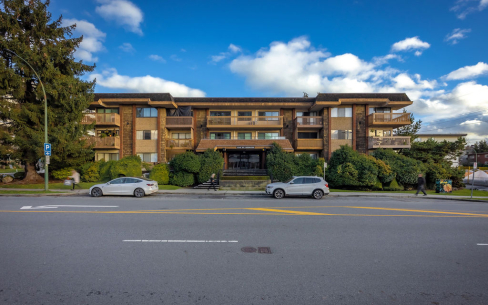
20 205 118 210
123 240 238 243
477 243 488 246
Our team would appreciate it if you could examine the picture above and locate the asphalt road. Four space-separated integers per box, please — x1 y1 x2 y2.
1 195 487 305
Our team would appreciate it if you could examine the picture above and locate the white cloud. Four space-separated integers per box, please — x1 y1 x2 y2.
119 42 135 53
149 54 166 63
95 0 143 35
451 0 488 19
170 55 182 62
414 51 422 56
209 43 244 64
90 68 205 97
180 49 187 52
460 119 483 125
373 54 402 65
62 19 106 62
391 36 430 53
443 62 488 80
445 28 471 44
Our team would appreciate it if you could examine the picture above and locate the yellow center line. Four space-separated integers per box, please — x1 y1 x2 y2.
344 206 488 217
248 208 336 215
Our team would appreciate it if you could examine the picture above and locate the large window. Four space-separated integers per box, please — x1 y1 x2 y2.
137 153 158 162
372 130 392 137
172 133 191 139
97 129 119 137
331 107 352 117
96 153 119 161
298 132 318 139
238 111 252 116
136 108 158 118
258 132 280 139
238 132 252 139
210 111 231 116
297 111 318 116
136 130 158 140
258 111 279 117
97 108 119 114
210 132 231 139
331 130 353 140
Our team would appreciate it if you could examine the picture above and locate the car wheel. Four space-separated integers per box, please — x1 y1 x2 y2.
91 187 103 197
312 189 323 200
134 188 145 198
273 189 285 199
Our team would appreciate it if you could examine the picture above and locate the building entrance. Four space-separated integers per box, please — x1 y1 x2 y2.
228 152 261 169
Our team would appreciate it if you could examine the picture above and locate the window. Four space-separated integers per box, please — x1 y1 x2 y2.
136 108 158 118
136 130 158 140
304 178 316 184
96 153 119 161
297 111 317 116
258 132 280 139
210 111 231 116
331 107 352 117
210 132 231 139
369 107 391 114
110 178 126 184
298 132 318 139
292 178 304 184
97 129 119 137
137 153 158 162
172 133 191 139
331 130 353 140
238 132 252 139
372 130 391 137
258 111 279 117
238 111 252 116
97 108 119 114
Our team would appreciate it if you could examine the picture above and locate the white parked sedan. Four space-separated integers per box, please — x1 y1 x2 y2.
266 176 330 199
89 177 158 198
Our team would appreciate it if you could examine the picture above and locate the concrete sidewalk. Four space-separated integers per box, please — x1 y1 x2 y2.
0 187 487 201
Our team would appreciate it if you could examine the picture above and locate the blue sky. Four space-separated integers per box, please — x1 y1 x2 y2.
51 0 488 143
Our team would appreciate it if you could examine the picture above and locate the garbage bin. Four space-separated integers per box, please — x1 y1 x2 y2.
435 179 452 193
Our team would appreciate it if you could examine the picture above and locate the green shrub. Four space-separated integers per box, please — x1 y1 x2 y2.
296 153 318 176
372 177 383 190
52 168 73 180
149 163 170 185
326 145 377 188
328 162 359 188
170 151 200 173
373 148 425 187
99 160 116 181
80 162 100 182
114 155 142 178
170 171 195 187
198 149 224 184
266 143 297 182
383 177 403 191
13 171 25 179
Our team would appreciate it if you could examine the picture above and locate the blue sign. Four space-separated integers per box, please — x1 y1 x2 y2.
44 143 51 156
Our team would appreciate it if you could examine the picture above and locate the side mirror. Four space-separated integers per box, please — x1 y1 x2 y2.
106 182 110 185
289 182 294 184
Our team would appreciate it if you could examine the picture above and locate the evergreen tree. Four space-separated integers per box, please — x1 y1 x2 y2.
394 109 422 141
0 0 95 182
473 140 488 153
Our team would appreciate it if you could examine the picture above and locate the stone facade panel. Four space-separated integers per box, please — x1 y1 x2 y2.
121 106 133 157
356 105 367 154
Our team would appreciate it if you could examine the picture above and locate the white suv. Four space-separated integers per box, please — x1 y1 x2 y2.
266 176 330 199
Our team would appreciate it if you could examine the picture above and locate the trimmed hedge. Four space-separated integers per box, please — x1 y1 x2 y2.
198 149 224 184
52 168 73 180
170 171 194 187
170 152 200 173
383 177 403 191
80 162 100 182
149 163 170 185
98 156 142 181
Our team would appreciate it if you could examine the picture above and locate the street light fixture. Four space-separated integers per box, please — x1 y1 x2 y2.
5 49 49 191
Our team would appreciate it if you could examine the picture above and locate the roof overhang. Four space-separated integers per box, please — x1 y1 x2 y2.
89 98 177 109
310 98 413 111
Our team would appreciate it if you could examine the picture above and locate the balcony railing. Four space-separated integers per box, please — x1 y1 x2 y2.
85 136 120 149
368 136 411 149
82 113 120 126
368 113 411 127
166 139 193 149
166 116 193 129
295 139 324 149
207 116 283 128
295 116 323 127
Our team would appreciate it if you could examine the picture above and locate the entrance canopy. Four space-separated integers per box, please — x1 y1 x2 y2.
195 139 294 152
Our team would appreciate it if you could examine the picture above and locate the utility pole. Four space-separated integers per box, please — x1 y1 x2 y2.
6 49 49 191
471 150 477 199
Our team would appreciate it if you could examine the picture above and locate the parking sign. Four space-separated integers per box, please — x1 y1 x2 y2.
44 143 51 156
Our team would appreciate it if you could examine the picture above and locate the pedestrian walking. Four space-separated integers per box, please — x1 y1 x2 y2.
415 173 427 196
69 170 81 190
209 173 217 191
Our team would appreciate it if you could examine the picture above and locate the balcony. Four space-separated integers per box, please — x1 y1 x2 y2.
166 116 193 129
295 116 323 129
368 113 411 127
82 113 120 126
295 139 324 150
166 139 193 149
85 136 120 149
207 116 283 129
368 136 411 149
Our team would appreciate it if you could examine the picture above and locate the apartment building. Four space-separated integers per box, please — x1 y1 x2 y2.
82 93 413 169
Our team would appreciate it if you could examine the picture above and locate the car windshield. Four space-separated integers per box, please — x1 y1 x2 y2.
284 177 296 183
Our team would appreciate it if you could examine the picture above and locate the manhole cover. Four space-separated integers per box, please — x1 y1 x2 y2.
241 247 257 253
258 247 272 254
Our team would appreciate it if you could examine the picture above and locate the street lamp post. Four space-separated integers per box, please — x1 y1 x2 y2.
6 49 49 191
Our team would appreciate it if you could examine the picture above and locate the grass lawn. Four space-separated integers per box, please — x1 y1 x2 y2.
330 188 488 197
0 169 24 173
0 190 64 194
0 181 180 190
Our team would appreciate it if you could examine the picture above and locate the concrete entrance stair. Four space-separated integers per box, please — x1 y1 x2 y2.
223 169 268 176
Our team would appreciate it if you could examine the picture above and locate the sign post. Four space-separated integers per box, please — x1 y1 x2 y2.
44 143 51 190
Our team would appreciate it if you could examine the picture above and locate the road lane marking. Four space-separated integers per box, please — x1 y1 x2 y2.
247 208 334 215
123 240 238 243
477 244 488 246
344 206 488 217
20 205 118 210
